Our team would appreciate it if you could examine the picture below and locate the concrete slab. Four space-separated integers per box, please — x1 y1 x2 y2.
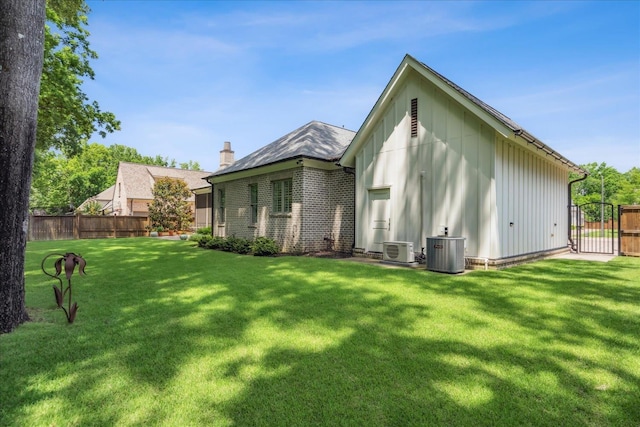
549 252 617 263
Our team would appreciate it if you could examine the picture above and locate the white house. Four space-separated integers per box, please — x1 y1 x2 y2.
339 55 586 268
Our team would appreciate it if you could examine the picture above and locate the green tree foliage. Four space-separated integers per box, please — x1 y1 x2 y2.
30 142 172 212
179 160 202 171
613 167 640 206
30 150 72 214
38 1 120 155
148 178 193 231
570 162 638 221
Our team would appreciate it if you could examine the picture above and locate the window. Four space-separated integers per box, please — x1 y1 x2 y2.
249 184 258 223
272 179 292 213
218 188 225 223
410 97 418 137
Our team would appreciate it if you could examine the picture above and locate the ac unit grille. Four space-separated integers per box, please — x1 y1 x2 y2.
386 244 400 259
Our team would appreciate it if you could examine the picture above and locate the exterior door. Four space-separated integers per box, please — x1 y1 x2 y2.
369 188 390 252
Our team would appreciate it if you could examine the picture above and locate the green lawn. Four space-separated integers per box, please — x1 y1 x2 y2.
1 238 639 426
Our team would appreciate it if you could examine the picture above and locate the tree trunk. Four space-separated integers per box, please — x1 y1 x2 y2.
0 0 46 333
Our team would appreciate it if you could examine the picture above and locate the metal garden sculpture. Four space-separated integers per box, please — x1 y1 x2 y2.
41 253 86 323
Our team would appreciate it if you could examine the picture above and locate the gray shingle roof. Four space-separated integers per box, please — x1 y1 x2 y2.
419 61 522 131
208 121 356 178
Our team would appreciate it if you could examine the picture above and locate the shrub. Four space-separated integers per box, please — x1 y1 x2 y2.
196 226 211 235
197 234 212 248
189 234 205 244
222 235 251 253
232 237 252 255
79 200 102 215
251 237 279 256
221 236 235 252
206 236 225 250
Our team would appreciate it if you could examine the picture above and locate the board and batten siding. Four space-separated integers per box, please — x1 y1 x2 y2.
354 69 569 261
494 137 568 258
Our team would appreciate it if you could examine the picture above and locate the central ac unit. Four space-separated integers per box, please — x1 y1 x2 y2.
383 241 414 263
426 236 465 273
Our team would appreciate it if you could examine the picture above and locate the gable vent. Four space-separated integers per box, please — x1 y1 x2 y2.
410 98 418 137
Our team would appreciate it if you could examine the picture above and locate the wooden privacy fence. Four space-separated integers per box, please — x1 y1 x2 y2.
28 215 149 241
584 221 618 230
619 205 640 257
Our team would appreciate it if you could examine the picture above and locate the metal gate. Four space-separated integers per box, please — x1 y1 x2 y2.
571 202 615 254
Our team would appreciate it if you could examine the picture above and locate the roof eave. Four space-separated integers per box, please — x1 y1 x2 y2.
513 130 587 174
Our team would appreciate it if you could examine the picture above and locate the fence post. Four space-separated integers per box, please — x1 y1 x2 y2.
618 205 621 256
74 214 80 240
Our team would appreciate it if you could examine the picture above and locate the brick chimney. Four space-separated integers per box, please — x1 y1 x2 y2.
219 141 234 168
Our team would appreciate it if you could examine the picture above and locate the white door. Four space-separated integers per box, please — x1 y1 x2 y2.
369 188 390 252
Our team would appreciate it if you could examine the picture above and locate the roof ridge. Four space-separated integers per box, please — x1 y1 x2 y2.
118 161 211 174
308 120 357 133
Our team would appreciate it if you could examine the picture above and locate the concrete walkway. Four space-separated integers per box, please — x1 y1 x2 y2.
549 252 617 263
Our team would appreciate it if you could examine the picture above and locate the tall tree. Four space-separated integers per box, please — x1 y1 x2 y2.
613 167 640 206
38 0 119 155
0 0 46 333
148 178 193 231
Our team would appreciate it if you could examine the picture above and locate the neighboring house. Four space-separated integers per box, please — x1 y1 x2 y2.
339 54 586 268
204 121 356 253
77 185 115 214
112 162 212 221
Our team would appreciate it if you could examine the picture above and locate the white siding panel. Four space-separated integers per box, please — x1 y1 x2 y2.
431 88 448 237
355 152 365 249
494 138 569 258
462 112 479 255
448 102 464 237
478 125 494 258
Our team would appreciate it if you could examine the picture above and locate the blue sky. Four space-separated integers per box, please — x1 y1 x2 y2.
84 0 639 173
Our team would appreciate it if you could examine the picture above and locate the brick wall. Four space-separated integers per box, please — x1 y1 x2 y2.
212 165 354 253
300 168 354 253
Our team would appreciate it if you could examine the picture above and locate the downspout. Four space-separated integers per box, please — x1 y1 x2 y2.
420 171 426 254
568 173 588 252
209 180 214 236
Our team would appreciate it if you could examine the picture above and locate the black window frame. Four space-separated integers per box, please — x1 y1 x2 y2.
249 183 258 224
218 188 225 223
